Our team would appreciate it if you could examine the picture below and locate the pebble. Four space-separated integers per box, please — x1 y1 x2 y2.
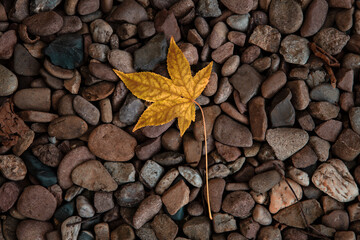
151 214 178 240
249 25 281 53
214 77 233 104
220 0 252 14
140 160 164 188
209 164 230 178
336 7 354 32
301 0 328 37
77 0 100 15
61 216 81 240
152 152 184 166
31 143 62 167
119 94 145 125
108 49 135 73
23 11 63 36
228 31 246 47
215 142 241 162
71 160 118 192
138 21 156 39
222 191 255 219
155 168 179 195
322 210 349 230
310 83 340 104
48 115 88 140
90 19 113 44
257 226 281 240
226 14 250 32
94 223 109 240
306 70 327 88
315 119 342 142
334 231 356 240
252 204 272 225
0 155 27 181
333 128 360 161
88 43 110 62
249 170 281 193
154 9 181 42
0 182 20 212
221 55 240 77
211 42 234 64
93 192 114 213
269 178 303 213
336 68 354 92
161 180 189 216
115 182 145 207
88 124 137 161
273 199 323 228
213 213 237 233
266 128 309 160
111 224 135 240
291 145 318 168
108 0 148 24
141 120 175 138
349 107 360 135
183 134 202 166
280 35 310 65
58 16 83 34
76 195 95 218
103 162 135 185
213 115 252 147
99 98 113 123
270 88 296 127
312 159 359 202
230 64 263 104
313 27 350 55
134 33 167 71
287 167 310 186
241 45 261 64
0 30 17 60
16 220 53 240
239 218 260 238
261 70 287 99
182 216 211 240
269 0 303 34
82 82 115 101
14 43 41 76
44 34 83 69
308 101 340 120
17 185 57 221
178 166 203 187
197 0 222 18
209 22 228 50
161 128 182 151
73 95 100 125
133 195 162 229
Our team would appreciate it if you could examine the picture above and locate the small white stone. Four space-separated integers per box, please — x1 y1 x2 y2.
287 166 310 186
76 195 95 218
253 204 272 226
140 160 164 188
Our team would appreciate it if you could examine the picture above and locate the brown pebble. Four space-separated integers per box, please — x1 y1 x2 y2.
48 115 88 140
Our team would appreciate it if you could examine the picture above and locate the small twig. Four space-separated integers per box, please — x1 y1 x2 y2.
308 42 340 67
324 65 337 89
193 100 212 220
66 214 101 227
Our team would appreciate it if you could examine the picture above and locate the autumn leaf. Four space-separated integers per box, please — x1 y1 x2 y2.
114 37 213 136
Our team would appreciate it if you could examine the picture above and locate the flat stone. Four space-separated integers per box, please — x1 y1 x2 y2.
308 101 340 120
273 199 323 228
220 0 252 14
115 182 145 207
0 30 17 60
257 226 281 240
315 119 342 142
291 145 318 168
107 0 148 24
151 214 178 240
266 128 309 160
261 71 287 99
310 83 340 104
230 64 263 104
88 124 137 162
154 9 181 42
322 210 349 230
81 82 115 101
183 133 202 166
178 166 203 188
222 191 255 218
183 216 211 240
0 182 20 212
13 44 41 76
193 105 221 142
162 180 190 215
269 88 295 127
48 115 88 140
17 185 57 221
213 213 237 233
215 142 241 162
332 128 360 161
71 160 118 192
312 159 359 202
269 0 303 34
213 115 252 147
249 170 282 193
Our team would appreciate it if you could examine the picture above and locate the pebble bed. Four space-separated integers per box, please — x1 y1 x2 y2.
0 0 360 239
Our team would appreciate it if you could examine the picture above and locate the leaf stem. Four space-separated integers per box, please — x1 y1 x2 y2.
193 100 212 220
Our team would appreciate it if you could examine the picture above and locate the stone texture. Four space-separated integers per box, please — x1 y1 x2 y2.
222 191 255 218
269 0 303 34
249 25 281 53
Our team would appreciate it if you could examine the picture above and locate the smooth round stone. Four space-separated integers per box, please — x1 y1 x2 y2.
23 11 63 36
107 0 148 24
280 35 310 65
269 0 303 34
253 204 272 225
300 0 328 37
249 170 282 193
88 124 137 162
133 195 162 229
73 95 100 125
48 115 88 140
0 155 27 181
310 83 340 104
0 182 20 212
61 216 81 240
77 0 100 15
17 185 57 221
76 196 95 218
54 201 75 223
13 88 51 112
78 231 94 240
90 19 113 43
108 49 135 73
71 160 118 192
0 30 17 60
226 14 250 32
81 82 115 101
0 64 18 96
16 220 53 240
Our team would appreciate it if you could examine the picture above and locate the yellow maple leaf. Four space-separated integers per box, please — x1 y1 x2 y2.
114 37 213 136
